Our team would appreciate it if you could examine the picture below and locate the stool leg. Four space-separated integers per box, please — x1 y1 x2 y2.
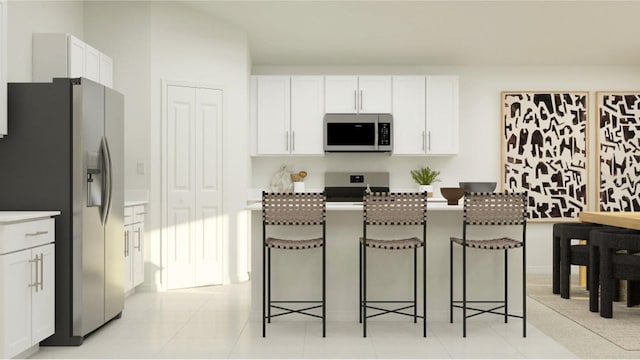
414 248 417 324
504 249 508 324
522 241 527 337
449 240 453 324
322 241 326 338
463 243 467 338
359 241 362 324
552 232 560 294
363 242 367 337
268 247 272 323
560 235 571 299
262 244 266 338
423 240 427 337
589 245 600 312
600 249 614 318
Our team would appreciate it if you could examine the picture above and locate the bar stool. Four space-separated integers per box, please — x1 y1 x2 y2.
360 192 428 338
588 228 640 317
552 222 605 298
449 192 527 337
262 192 326 337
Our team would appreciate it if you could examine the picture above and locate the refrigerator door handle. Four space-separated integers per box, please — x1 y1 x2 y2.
103 137 113 224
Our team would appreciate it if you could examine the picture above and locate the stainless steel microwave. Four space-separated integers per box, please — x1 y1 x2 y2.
323 114 393 152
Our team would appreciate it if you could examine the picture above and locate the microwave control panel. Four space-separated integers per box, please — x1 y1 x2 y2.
378 122 391 146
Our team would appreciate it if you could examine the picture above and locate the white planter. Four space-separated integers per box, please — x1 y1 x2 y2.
418 185 433 197
293 182 305 193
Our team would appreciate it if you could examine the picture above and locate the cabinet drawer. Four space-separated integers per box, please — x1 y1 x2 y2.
133 205 145 224
0 219 55 254
124 206 134 226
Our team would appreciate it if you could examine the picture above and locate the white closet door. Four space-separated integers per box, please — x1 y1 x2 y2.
193 88 223 286
166 84 223 290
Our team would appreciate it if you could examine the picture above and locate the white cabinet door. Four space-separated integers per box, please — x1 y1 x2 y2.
30 244 55 344
132 221 144 287
325 76 358 113
358 76 392 114
256 76 291 155
99 53 113 88
84 44 100 83
67 35 85 78
290 76 324 155
0 0 7 138
426 76 459 155
392 76 426 155
124 224 133 292
0 250 31 359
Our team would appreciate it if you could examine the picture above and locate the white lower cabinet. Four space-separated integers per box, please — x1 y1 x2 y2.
124 205 145 293
0 218 55 359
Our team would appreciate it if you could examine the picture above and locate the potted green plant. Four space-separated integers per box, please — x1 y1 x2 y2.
410 166 440 196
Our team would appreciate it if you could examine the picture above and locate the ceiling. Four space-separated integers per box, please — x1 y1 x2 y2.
183 1 640 67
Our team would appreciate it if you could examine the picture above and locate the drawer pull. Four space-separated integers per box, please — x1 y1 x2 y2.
26 230 49 237
135 212 146 216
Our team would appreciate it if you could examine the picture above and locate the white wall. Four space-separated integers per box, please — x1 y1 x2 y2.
7 1 83 82
149 2 251 287
251 65 640 273
83 1 151 194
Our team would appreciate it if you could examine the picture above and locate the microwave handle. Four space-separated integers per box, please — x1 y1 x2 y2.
374 121 379 150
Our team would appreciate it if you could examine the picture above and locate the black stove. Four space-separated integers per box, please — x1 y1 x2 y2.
324 172 390 202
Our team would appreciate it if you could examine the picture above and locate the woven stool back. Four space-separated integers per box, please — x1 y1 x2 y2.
262 192 326 225
363 192 427 225
464 192 527 226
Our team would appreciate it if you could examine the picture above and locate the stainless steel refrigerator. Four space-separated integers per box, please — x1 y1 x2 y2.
0 78 124 345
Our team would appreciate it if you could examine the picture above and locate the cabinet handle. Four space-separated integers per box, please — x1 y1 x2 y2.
353 90 357 111
135 212 146 216
134 228 141 251
26 230 48 237
427 131 431 152
285 131 289 151
29 256 39 291
422 131 425 151
359 90 363 111
39 253 44 291
291 131 295 152
124 231 129 257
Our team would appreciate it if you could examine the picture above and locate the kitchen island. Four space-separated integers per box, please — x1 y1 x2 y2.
248 200 526 322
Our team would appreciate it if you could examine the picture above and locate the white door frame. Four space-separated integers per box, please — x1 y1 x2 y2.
160 79 225 289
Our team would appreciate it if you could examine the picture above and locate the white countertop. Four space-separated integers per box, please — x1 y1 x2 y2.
246 201 462 211
0 211 61 224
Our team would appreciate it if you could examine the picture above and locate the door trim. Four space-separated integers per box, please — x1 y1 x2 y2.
160 79 225 290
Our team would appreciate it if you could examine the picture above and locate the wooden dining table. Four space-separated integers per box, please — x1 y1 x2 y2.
578 211 640 230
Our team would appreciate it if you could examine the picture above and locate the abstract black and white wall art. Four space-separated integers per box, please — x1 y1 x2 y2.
597 92 640 211
501 92 588 220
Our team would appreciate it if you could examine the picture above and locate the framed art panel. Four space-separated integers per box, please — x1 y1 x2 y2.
501 91 588 221
596 92 640 211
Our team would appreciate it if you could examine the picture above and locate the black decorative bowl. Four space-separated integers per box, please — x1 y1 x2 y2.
458 182 497 193
440 187 464 205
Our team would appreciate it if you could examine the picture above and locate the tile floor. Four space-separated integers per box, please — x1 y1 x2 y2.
29 277 610 359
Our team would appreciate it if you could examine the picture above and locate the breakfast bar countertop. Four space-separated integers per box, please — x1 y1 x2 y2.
246 199 463 211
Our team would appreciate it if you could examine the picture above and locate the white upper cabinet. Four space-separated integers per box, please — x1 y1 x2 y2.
0 0 7 138
84 43 100 83
33 33 114 88
255 76 291 155
290 76 324 155
392 75 459 155
99 53 114 88
426 76 459 155
392 76 427 155
253 75 325 156
325 76 391 114
67 35 85 78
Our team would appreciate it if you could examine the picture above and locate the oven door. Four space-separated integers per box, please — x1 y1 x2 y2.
324 114 377 152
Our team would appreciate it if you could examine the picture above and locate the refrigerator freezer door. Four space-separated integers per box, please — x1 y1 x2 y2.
103 86 124 321
73 78 106 337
